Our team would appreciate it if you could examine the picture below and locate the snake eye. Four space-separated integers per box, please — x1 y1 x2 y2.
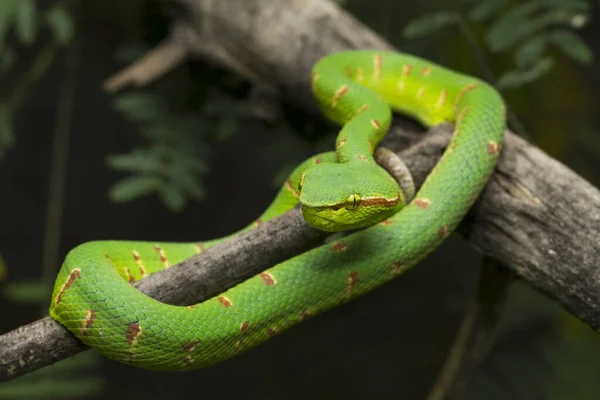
298 172 305 191
345 194 361 210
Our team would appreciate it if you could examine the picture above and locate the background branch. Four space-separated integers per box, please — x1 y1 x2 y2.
426 258 514 400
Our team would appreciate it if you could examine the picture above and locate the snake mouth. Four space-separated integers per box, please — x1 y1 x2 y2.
301 206 344 232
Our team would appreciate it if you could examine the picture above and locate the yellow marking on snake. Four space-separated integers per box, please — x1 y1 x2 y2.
436 89 447 108
413 198 431 209
455 83 478 112
153 245 169 268
218 296 232 308
356 104 369 116
55 268 81 304
397 80 405 93
131 251 147 278
125 322 142 346
81 309 96 335
332 85 349 108
259 272 277 286
355 67 364 83
487 141 500 155
285 179 300 198
373 53 382 80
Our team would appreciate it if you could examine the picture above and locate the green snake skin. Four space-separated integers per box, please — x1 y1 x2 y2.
49 50 506 370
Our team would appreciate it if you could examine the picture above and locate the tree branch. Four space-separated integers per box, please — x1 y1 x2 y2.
1 124 442 382
103 38 187 93
426 258 513 400
157 0 600 330
3 0 599 385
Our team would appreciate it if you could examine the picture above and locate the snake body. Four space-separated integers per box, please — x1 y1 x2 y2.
49 50 505 370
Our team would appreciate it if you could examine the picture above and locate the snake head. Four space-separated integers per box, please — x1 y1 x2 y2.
299 161 404 232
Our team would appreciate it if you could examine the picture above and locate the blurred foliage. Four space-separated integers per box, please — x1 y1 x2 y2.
107 91 211 212
0 2 102 398
106 37 319 210
3 280 49 304
0 351 103 399
107 79 263 210
403 0 593 89
0 0 74 158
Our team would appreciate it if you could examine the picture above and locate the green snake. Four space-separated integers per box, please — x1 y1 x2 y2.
49 50 505 370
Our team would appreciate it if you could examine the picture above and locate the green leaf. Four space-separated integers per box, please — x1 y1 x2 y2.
0 104 15 158
185 181 204 200
166 160 206 195
108 175 160 203
4 281 49 304
106 150 163 174
484 2 537 52
14 0 37 45
159 184 187 212
496 57 555 89
550 29 593 65
113 93 165 124
141 122 173 141
402 12 459 39
0 377 104 398
514 35 547 68
36 351 99 375
469 0 510 22
0 351 103 398
45 5 74 45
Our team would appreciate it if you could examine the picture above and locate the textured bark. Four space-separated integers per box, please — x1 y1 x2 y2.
162 0 600 328
2 0 599 384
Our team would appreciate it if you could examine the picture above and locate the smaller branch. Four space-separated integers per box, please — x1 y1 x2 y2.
102 39 187 93
7 44 59 111
426 258 514 400
455 15 497 87
133 207 327 306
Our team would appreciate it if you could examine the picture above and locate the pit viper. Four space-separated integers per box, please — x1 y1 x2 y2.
49 50 506 370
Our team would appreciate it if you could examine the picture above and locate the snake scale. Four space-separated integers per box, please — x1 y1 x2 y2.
49 50 506 370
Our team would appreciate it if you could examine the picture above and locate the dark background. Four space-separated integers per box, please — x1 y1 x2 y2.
1 1 600 399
